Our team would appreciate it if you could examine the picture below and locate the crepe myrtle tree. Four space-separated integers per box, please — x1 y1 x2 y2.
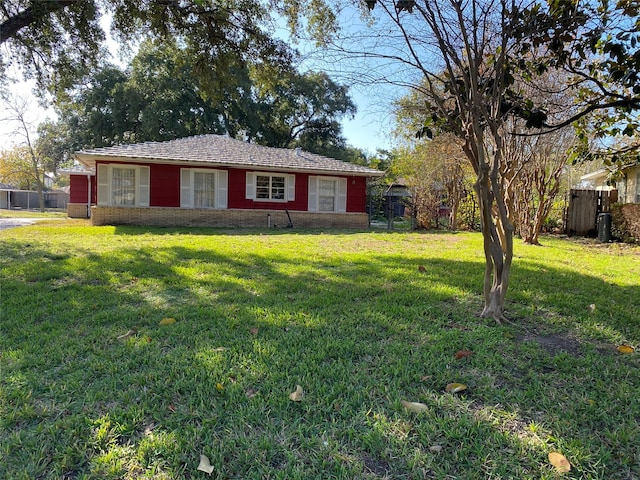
340 0 535 322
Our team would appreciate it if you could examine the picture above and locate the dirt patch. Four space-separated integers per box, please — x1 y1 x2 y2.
516 330 584 356
361 452 391 477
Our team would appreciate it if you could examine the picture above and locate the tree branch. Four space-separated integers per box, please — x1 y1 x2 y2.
0 0 75 44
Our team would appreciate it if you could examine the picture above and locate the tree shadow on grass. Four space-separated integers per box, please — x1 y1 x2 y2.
0 233 639 479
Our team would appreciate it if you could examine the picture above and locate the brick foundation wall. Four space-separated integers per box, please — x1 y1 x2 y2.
90 206 370 229
68 203 90 218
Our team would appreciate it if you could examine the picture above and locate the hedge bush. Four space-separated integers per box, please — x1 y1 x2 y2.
611 202 640 244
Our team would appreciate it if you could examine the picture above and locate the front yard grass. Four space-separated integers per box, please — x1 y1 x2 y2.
1 224 638 479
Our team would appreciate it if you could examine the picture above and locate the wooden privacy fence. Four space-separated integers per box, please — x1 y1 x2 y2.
566 189 618 236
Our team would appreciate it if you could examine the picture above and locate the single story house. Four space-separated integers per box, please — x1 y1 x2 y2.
579 163 640 203
68 134 384 228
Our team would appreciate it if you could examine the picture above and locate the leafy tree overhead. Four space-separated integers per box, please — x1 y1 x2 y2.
253 70 356 149
513 0 640 164
0 0 293 100
45 40 357 159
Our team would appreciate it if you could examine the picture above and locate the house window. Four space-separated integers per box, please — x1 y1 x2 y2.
308 176 347 213
318 179 336 212
112 167 136 205
181 168 228 209
97 164 150 207
256 174 286 201
246 172 295 202
193 171 216 208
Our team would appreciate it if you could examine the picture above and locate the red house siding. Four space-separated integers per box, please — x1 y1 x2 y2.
69 174 97 204
90 162 370 213
149 164 180 207
228 168 309 211
346 176 367 213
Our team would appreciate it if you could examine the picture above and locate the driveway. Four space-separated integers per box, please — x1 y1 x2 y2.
0 217 51 231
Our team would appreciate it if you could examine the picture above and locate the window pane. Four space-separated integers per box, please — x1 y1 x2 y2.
194 172 216 208
318 179 336 212
112 168 135 205
256 175 270 199
271 176 285 200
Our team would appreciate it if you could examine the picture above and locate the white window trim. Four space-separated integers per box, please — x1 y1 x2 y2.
307 176 347 213
96 163 150 207
180 168 228 209
246 172 295 202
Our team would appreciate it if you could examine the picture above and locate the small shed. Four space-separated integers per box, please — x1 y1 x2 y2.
385 182 412 218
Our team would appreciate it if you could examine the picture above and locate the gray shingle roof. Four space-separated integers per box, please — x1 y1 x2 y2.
75 134 384 177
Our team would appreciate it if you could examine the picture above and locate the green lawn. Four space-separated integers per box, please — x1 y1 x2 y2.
1 223 638 479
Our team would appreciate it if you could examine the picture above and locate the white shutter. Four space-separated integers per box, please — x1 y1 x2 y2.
97 164 109 205
216 170 228 209
287 174 295 201
245 172 254 200
337 177 347 213
308 176 318 212
180 169 192 208
138 166 150 207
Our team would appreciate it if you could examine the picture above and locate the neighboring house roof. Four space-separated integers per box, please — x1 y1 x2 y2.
580 169 609 182
58 166 96 177
74 134 384 177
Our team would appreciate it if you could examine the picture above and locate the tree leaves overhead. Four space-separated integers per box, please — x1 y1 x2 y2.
513 0 640 161
47 39 356 158
0 0 289 99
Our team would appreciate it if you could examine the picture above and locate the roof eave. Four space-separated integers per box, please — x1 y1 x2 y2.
74 153 384 177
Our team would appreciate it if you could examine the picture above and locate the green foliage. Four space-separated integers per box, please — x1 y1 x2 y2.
46 40 356 158
513 0 640 162
1 0 288 100
0 145 41 189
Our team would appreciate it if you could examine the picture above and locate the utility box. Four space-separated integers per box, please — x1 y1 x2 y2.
597 212 612 242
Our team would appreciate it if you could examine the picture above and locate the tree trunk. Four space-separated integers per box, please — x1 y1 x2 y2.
475 176 512 322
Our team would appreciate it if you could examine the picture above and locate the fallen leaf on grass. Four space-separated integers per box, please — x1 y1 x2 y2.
159 318 176 326
548 452 571 473
212 347 227 352
617 344 635 354
418 265 426 273
429 445 443 453
117 328 137 340
197 454 214 474
401 400 429 413
445 383 468 393
587 303 596 312
168 404 176 413
216 383 224 392
289 385 304 402
250 327 259 336
454 349 473 360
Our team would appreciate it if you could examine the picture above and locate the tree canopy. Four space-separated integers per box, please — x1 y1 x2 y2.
1 0 292 100
40 39 357 162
